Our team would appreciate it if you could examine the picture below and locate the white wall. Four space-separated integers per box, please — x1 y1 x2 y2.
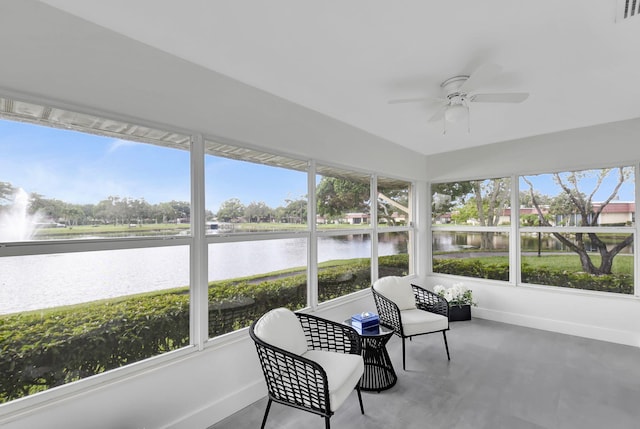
425 276 640 348
0 2 426 429
0 1 425 182
0 292 379 429
426 117 640 181
425 120 640 349
1 2 638 429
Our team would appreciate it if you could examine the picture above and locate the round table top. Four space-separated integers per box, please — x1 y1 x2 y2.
343 318 393 337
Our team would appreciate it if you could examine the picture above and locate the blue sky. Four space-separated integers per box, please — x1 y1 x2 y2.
520 171 635 202
0 119 308 211
0 118 634 211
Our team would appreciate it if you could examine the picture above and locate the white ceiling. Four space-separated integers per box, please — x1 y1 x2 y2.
40 0 640 156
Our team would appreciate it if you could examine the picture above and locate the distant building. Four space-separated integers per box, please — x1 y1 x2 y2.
592 201 635 225
498 201 635 226
344 212 370 225
433 212 452 224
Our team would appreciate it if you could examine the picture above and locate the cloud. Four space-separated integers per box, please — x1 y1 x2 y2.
108 139 137 153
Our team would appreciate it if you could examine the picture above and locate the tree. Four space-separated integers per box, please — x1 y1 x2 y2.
279 198 307 223
519 190 550 208
522 167 633 275
316 177 369 220
450 200 478 225
432 179 510 249
0 182 16 204
520 213 551 226
245 201 273 223
30 195 66 221
128 198 152 224
471 178 509 228
167 200 190 222
93 196 127 225
152 202 178 223
217 198 245 222
548 190 585 226
80 204 96 224
378 186 409 226
470 178 510 249
62 205 86 226
432 182 473 217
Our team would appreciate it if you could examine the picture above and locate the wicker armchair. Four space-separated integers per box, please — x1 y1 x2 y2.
372 276 450 370
250 308 365 429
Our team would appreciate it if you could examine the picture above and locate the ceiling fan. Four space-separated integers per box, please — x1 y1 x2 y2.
388 64 529 133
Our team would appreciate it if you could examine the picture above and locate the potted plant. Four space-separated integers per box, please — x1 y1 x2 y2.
433 283 476 321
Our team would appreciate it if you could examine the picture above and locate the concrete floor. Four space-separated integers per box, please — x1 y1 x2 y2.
210 318 640 429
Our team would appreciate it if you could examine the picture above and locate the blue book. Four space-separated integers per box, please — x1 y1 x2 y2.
353 325 380 335
351 312 379 329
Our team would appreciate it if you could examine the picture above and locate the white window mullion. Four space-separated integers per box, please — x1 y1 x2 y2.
511 174 520 286
371 174 379 283
307 160 318 309
633 159 640 296
190 134 208 349
417 180 426 277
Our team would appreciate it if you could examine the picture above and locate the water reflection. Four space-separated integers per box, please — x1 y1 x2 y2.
1 233 409 314
433 232 508 252
520 233 633 253
433 231 633 254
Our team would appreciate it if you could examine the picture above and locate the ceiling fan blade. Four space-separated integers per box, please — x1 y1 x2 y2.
470 92 529 103
460 63 502 93
427 105 447 123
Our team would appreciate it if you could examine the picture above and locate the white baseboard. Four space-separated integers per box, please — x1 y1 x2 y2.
166 379 266 429
165 304 639 429
473 307 640 348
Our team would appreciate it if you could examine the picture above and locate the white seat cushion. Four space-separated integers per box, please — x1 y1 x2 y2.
372 276 416 310
303 350 364 412
400 308 448 337
253 307 308 355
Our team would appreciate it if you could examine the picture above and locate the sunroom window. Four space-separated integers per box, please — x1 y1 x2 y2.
0 98 191 403
520 166 635 294
377 176 413 278
431 177 511 281
204 139 309 338
0 97 418 404
430 166 636 296
315 165 372 302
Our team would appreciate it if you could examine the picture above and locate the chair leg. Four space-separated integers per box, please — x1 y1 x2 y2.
402 337 406 370
356 385 365 414
325 416 331 429
442 331 451 360
260 398 272 429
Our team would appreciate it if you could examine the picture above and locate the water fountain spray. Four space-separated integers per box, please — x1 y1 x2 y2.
0 188 40 242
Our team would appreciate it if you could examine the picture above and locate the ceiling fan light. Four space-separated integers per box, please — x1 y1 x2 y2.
445 104 467 123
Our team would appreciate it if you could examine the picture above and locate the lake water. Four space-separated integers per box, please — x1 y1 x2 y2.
4 230 631 315
0 233 407 314
433 231 634 253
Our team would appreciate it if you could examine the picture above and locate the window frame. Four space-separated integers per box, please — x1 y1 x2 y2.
0 96 418 406
430 167 639 297
430 176 513 283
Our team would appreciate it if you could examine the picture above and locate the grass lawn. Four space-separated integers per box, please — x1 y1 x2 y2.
32 222 374 238
523 254 633 275
34 223 190 238
457 253 633 276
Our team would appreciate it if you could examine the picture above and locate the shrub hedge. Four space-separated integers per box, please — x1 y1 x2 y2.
0 254 408 403
3 253 630 403
0 291 190 402
433 258 633 294
521 264 633 294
